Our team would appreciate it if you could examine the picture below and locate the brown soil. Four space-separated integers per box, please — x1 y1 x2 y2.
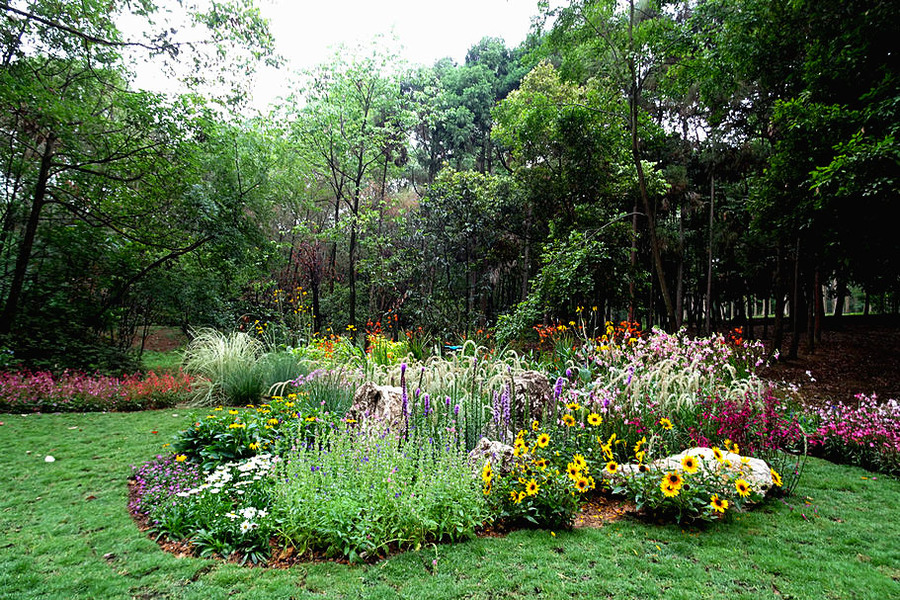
132 327 188 352
755 315 900 406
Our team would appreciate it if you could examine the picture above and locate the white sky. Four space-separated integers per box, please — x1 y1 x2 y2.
125 0 543 112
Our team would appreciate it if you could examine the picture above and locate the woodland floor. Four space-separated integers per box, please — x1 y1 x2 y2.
756 314 900 406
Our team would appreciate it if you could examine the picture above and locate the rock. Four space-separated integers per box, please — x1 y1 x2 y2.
511 371 553 426
346 382 406 428
467 437 516 476
607 447 775 497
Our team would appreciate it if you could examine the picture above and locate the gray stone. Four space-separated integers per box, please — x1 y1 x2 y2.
346 382 405 428
467 437 516 476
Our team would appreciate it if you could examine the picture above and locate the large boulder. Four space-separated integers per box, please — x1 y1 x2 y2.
511 371 554 426
346 382 405 428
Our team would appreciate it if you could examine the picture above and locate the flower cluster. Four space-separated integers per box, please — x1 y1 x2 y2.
812 394 900 475
132 453 277 562
483 425 598 529
0 370 192 413
611 446 772 522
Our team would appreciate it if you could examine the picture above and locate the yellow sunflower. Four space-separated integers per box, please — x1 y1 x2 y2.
575 477 590 493
659 417 673 430
562 414 576 427
531 420 540 431
710 494 729 513
712 446 724 462
481 461 493 485
536 433 550 448
587 413 602 426
681 454 700 474
525 479 540 496
605 461 619 475
566 462 581 480
175 454 187 462
572 454 587 471
660 481 680 497
664 471 683 489
533 457 548 470
566 402 581 411
735 478 752 497
771 468 783 487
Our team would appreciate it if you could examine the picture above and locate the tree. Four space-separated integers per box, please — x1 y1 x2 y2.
288 44 413 329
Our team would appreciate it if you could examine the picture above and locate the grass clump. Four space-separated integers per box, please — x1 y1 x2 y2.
182 328 264 406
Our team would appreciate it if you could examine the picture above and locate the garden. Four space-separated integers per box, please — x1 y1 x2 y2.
2 320 899 599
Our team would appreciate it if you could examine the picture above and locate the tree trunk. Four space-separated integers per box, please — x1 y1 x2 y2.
832 279 847 324
788 237 801 360
0 132 56 335
772 249 785 359
705 173 715 335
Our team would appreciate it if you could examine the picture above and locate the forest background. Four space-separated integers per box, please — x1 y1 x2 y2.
1 0 897 372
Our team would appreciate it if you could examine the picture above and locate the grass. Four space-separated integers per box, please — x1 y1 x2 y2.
1 411 898 600
141 350 184 373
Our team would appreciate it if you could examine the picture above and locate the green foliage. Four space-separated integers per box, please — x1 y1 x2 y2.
273 424 486 563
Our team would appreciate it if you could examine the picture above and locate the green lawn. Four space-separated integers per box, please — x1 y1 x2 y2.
1 411 897 600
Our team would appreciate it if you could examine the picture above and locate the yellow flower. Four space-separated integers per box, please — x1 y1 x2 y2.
536 433 550 448
663 471 683 490
605 461 618 475
213 407 223 411
566 462 581 480
771 469 783 487
635 450 646 463
525 479 539 496
305 416 316 422
267 418 279 426
175 454 187 462
633 436 646 453
659 418 673 430
710 494 729 513
518 491 527 503
481 461 493 485
533 457 548 470
228 422 245 429
562 414 576 427
566 402 580 411
660 481 680 497
483 484 491 496
735 478 752 497
712 447 724 462
575 477 590 493
249 442 258 450
731 443 740 454
514 444 526 457
681 454 700 474
587 413 602 426
572 454 587 471
531 420 540 431
229 409 239 415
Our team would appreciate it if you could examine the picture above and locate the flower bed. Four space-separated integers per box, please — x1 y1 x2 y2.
129 328 818 565
0 370 193 413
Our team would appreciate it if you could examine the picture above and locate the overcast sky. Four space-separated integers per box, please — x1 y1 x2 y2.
126 0 542 111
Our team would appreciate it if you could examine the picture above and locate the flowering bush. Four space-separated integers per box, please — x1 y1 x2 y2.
0 370 192 413
812 394 900 475
131 453 278 563
482 426 597 529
